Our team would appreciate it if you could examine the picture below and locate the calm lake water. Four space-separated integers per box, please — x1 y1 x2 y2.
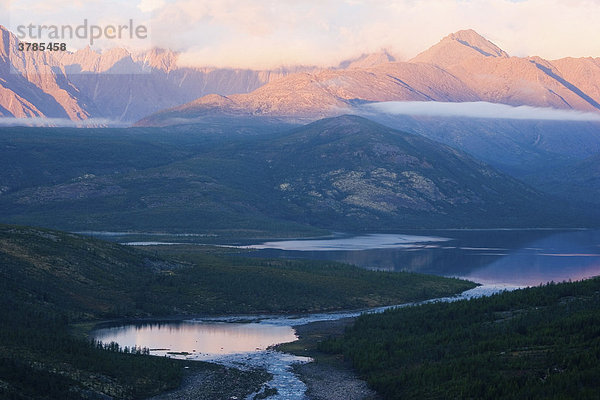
92 320 310 399
241 229 600 286
93 321 297 359
95 228 600 399
91 286 499 400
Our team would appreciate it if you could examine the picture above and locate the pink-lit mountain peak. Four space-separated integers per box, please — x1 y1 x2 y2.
448 29 509 57
411 29 509 66
3 25 600 124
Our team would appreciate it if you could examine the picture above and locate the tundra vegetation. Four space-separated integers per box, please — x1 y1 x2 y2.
0 224 474 399
320 278 600 399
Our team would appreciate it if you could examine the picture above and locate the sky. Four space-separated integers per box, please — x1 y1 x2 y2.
3 0 600 69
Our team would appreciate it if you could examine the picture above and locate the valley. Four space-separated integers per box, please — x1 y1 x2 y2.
1 12 599 400
1 109 598 399
0 116 596 235
0 224 475 399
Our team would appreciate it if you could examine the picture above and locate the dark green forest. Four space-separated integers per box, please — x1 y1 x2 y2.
0 224 474 399
0 119 593 235
0 297 184 399
320 278 600 399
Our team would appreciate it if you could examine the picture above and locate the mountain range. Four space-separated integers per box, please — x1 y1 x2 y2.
0 115 590 233
0 25 312 122
2 26 599 214
136 29 600 127
2 27 600 124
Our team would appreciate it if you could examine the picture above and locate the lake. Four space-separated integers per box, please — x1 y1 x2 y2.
109 228 600 286
240 229 600 286
93 321 297 359
91 285 499 400
94 228 600 399
92 320 311 399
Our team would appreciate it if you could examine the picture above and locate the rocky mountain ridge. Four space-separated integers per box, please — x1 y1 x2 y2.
137 29 600 126
2 26 600 125
0 25 314 122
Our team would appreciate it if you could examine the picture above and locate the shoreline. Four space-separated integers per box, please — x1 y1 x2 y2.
273 284 511 399
147 363 272 400
83 285 488 399
276 317 381 400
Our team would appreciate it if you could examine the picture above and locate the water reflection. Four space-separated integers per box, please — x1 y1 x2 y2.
93 230 600 399
245 233 450 251
92 321 297 359
465 230 600 285
92 321 310 399
244 229 600 286
91 285 509 400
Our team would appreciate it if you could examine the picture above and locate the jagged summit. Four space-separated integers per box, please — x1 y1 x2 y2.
448 29 509 58
411 29 509 66
136 48 178 73
0 25 91 120
339 50 396 69
3 26 600 124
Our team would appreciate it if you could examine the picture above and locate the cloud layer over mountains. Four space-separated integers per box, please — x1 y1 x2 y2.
362 101 600 122
2 25 600 125
4 0 600 69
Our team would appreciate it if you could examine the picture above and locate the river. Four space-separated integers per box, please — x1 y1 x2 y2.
92 285 506 399
92 229 600 399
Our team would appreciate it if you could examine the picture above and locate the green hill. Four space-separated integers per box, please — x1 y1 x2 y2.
0 116 590 234
236 115 572 228
0 224 474 399
321 278 600 399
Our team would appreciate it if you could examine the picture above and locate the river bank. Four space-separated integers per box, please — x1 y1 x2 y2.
89 285 506 399
142 316 380 400
148 363 272 400
276 318 380 400
273 284 515 399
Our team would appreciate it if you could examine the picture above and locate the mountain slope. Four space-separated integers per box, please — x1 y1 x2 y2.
366 114 600 172
338 50 396 69
0 25 310 122
4 26 600 124
447 56 600 111
359 112 600 207
527 152 600 205
413 30 600 111
136 63 479 126
238 115 566 228
0 26 93 120
58 47 310 122
550 57 600 106
0 116 586 232
138 29 600 127
411 29 509 67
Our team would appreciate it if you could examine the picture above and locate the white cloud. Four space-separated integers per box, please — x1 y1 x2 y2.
5 0 600 68
362 101 600 121
138 0 166 13
0 117 128 127
150 0 600 68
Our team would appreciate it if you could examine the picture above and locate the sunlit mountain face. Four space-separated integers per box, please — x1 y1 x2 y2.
135 29 600 127
2 25 600 126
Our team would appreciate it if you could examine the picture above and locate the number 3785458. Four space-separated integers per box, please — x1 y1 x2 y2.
18 42 67 51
